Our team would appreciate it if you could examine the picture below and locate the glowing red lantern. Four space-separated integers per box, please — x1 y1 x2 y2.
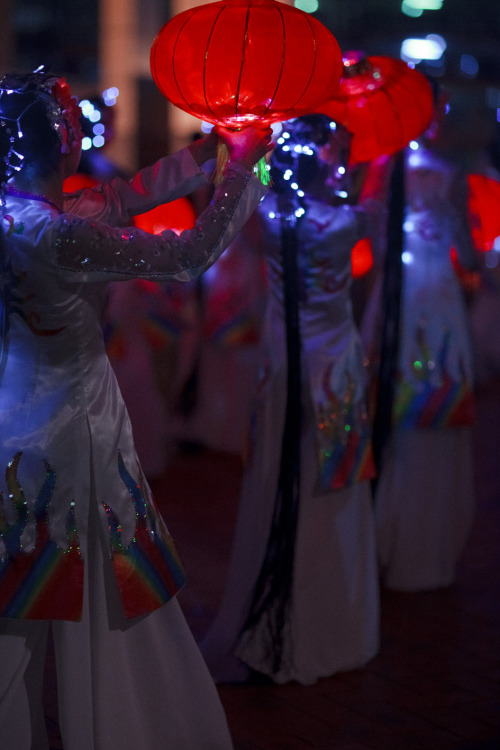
320 51 434 165
133 197 196 236
63 173 99 192
467 173 500 252
150 0 343 130
351 237 373 278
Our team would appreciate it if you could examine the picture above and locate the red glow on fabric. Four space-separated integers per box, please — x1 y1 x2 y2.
467 173 500 252
133 197 197 235
320 52 433 165
150 0 343 130
449 247 481 294
351 237 373 278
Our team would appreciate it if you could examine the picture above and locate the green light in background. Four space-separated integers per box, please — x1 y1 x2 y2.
294 0 319 13
402 0 443 16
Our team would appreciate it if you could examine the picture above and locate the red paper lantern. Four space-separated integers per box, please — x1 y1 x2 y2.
467 173 500 252
63 173 99 192
320 51 434 165
150 0 343 130
133 197 197 236
351 237 373 278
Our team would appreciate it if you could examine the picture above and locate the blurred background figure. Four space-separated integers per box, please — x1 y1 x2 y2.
200 115 389 685
128 134 269 462
169 222 269 455
465 156 500 390
363 83 480 591
121 141 268 468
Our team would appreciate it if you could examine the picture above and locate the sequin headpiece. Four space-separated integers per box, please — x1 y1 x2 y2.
0 66 83 195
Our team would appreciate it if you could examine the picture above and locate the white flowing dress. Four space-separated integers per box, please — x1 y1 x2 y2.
0 153 265 749
370 147 477 591
200 192 381 685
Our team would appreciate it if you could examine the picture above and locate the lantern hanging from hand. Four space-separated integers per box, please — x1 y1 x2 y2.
320 51 434 165
150 0 343 132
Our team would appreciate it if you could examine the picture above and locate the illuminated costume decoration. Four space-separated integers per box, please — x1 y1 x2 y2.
0 69 267 749
200 116 386 685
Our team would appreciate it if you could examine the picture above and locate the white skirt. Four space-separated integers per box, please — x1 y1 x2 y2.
375 427 476 591
0 496 233 750
200 381 380 686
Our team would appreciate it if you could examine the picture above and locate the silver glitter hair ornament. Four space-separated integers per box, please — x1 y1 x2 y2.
0 65 82 211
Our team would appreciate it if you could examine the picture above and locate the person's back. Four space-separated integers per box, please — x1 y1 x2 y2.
200 115 384 685
372 97 478 591
0 67 271 749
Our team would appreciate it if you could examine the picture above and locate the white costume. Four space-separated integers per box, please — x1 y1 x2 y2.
0 150 265 748
201 191 381 685
369 146 477 591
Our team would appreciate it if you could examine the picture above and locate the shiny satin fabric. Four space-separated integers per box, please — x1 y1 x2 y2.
253 194 381 491
0 151 266 620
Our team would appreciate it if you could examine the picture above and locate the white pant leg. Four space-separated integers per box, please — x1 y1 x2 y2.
0 617 50 750
52 504 233 750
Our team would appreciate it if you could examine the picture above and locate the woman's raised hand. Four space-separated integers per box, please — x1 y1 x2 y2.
216 124 274 172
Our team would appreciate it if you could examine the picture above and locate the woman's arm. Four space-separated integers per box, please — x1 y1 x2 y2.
53 164 267 283
63 147 210 226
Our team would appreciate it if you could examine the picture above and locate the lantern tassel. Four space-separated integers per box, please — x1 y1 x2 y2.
214 141 271 187
214 141 230 186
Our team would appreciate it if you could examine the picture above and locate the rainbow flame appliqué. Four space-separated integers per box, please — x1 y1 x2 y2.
0 452 84 620
316 368 375 491
103 451 185 619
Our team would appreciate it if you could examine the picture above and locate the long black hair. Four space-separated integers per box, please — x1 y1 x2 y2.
238 114 339 672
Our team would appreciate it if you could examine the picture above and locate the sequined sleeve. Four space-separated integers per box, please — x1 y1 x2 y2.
52 164 267 283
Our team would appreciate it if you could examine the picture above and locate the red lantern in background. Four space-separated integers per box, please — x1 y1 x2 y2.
63 173 99 192
320 51 434 165
150 0 343 130
351 237 374 278
467 173 500 252
133 197 197 236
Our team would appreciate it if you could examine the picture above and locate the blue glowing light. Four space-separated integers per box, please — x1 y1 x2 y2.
401 34 446 63
102 86 119 106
